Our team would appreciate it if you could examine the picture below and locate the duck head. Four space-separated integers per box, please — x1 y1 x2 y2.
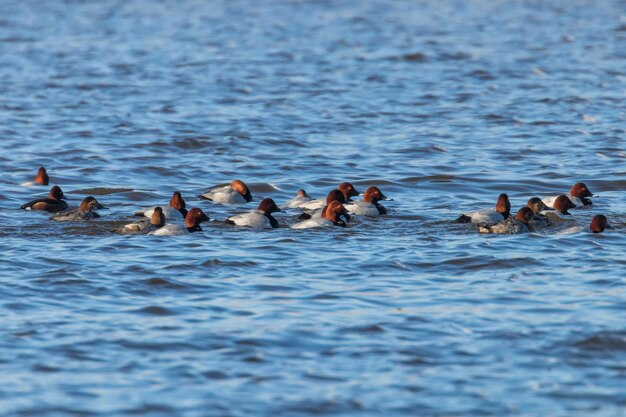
48 186 64 201
515 206 535 226
185 208 210 231
570 182 593 205
496 193 511 218
526 197 550 214
79 196 102 212
590 214 609 233
231 180 252 202
338 182 359 200
363 186 388 204
325 200 350 226
35 167 49 185
257 198 282 215
151 207 166 227
553 195 576 215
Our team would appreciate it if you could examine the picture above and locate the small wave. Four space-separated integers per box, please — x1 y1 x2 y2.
396 52 428 62
69 187 133 195
133 306 176 316
573 331 626 352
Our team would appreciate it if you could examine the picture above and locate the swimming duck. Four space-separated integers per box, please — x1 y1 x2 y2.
21 166 49 186
296 182 359 211
297 189 348 220
478 207 536 234
292 200 351 229
455 193 511 224
21 185 68 212
115 207 166 234
543 182 594 208
199 180 252 204
150 208 210 236
226 198 282 229
537 195 576 225
344 186 389 216
280 189 313 209
51 196 103 221
590 215 610 233
135 191 188 220
526 197 552 229
298 189 346 212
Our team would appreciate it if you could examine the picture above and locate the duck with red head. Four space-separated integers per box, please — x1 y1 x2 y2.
479 206 537 234
542 182 594 208
151 207 210 236
199 179 252 204
135 191 188 220
51 196 104 221
590 215 610 233
297 188 345 213
226 198 282 229
455 193 511 225
569 183 594 206
115 206 166 234
344 186 389 216
294 181 358 212
292 200 351 229
21 185 68 212
298 189 350 220
320 189 350 217
20 166 50 187
553 195 576 215
35 167 49 185
534 195 576 225
338 182 359 202
281 189 314 209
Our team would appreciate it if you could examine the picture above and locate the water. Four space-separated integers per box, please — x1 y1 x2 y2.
1 1 626 416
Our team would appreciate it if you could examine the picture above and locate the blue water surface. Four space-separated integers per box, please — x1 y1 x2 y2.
1 1 626 416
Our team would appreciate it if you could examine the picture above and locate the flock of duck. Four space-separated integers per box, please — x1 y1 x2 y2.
19 167 611 235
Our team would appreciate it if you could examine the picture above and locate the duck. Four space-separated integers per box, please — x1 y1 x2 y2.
226 198 282 229
291 201 351 229
542 182 594 208
296 182 359 211
280 189 313 209
344 186 389 216
150 208 210 236
21 185 68 212
526 197 552 229
199 180 252 204
478 207 536 234
115 207 166 234
297 189 347 219
297 189 343 211
51 196 104 221
21 166 49 186
455 193 511 224
535 195 577 226
135 191 188 220
590 215 610 233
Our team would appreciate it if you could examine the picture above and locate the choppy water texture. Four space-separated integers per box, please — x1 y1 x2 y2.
1 1 626 416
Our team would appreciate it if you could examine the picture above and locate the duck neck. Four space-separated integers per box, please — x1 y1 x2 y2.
264 213 279 228
187 225 202 233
